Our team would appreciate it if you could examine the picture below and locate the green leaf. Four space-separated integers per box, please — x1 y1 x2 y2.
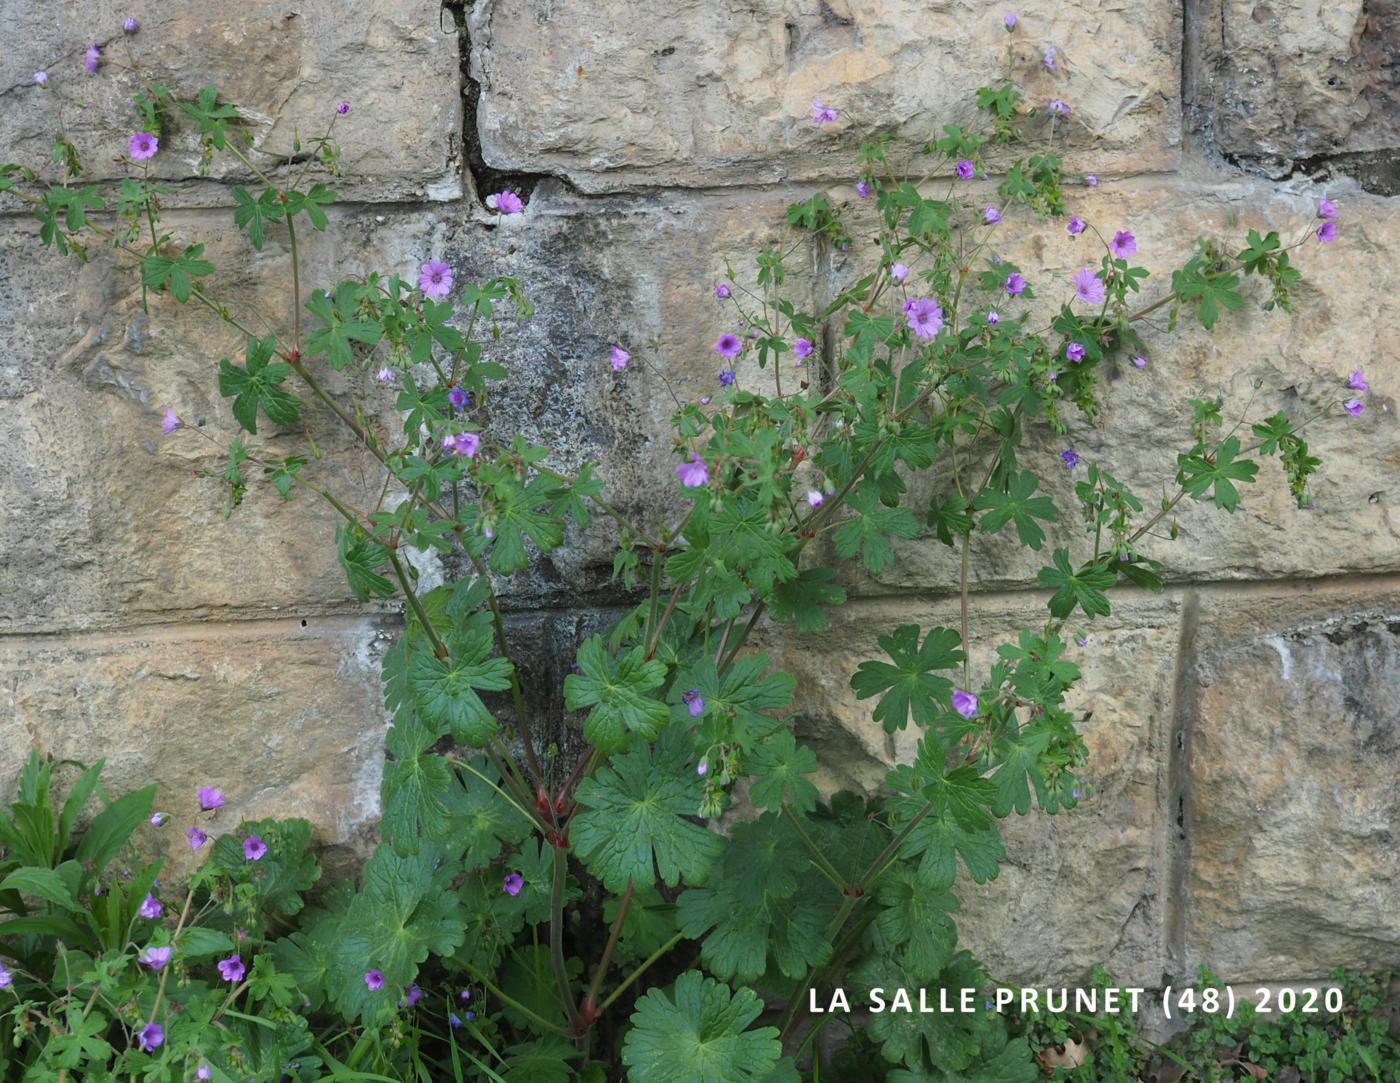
140 243 214 303
1036 549 1116 620
178 927 238 958
851 625 965 732
305 283 382 370
0 867 78 911
670 653 793 751
872 868 959 982
217 336 299 434
284 183 335 231
209 818 320 920
767 567 847 634
502 1038 579 1083
572 733 722 892
887 745 1002 890
409 630 513 747
622 971 783 1083
336 524 395 602
563 636 669 753
1177 435 1260 513
231 185 285 251
1172 259 1244 330
972 470 1058 551
833 487 920 575
749 732 820 813
74 784 154 877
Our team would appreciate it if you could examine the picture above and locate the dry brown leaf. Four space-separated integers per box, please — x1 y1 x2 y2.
1034 1038 1089 1069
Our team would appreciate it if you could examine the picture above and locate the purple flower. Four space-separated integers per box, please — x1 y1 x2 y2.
1073 267 1105 306
682 687 704 716
1072 787 1083 800
984 206 1001 225
1131 356 1147 368
418 259 453 300
150 812 168 827
401 983 423 1008
460 988 472 1002
806 490 824 509
718 369 736 387
197 787 224 811
1317 220 1338 244
676 452 709 488
140 946 172 970
490 191 524 214
1066 215 1086 236
161 409 181 435
502 872 524 897
85 44 101 74
196 1065 211 1080
217 955 246 983
715 334 741 358
0 965 11 989
855 180 871 199
1049 99 1070 115
696 759 708 777
447 386 468 409
610 344 631 371
890 262 910 283
1042 46 1056 70
1318 199 1338 220
186 826 207 850
375 366 394 383
1108 230 1137 259
1003 272 1027 296
714 283 731 299
243 836 267 862
951 690 979 720
33 71 48 85
1085 174 1098 186
1066 341 1086 363
1061 449 1080 469
955 159 975 180
905 298 944 340
365 969 384 990
1076 635 1088 647
1004 12 1018 30
138 1022 164 1053
123 17 139 32
1345 398 1364 417
442 432 481 458
1348 370 1368 391
138 894 162 920
987 311 1000 325
337 101 350 115
811 99 838 125
450 1012 463 1028
793 337 814 361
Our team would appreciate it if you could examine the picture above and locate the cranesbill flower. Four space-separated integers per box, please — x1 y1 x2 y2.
696 760 708 777
138 894 162 919
951 690 978 719
448 386 468 409
138 1023 164 1053
85 44 101 73
442 432 481 458
905 298 943 339
1066 341 1086 363
449 1012 463 1028
217 956 245 983
401 984 423 1008
806 490 824 508
460 989 472 1002
683 689 704 717
375 367 394 383
793 337 814 360
123 17 139 32
1061 449 1080 469
718 369 736 387
1318 199 1338 219
890 262 910 283
150 812 168 826
610 344 630 371
0 966 12 990
418 259 453 300
676 452 709 488
1108 230 1137 259
1003 272 1027 296
161 409 181 435
1085 174 1098 186
984 206 1001 224
955 159 975 180
1349 370 1368 391
243 836 267 861
502 873 524 896
1043 46 1056 70
714 283 730 298
490 191 524 214
715 333 741 358
1049 99 1070 115
140 946 172 970
34 71 48 85
1004 12 1017 29
186 826 207 850
1317 220 1337 243
365 969 384 990
855 180 870 198
811 99 838 124
987 311 1000 325
1345 398 1364 417
1131 356 1147 368
196 1066 211 1081
197 787 224 811
337 101 350 115
1073 267 1105 306
1067 215 1086 235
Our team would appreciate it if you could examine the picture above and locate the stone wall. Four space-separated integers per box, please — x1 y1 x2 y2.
1 0 1396 992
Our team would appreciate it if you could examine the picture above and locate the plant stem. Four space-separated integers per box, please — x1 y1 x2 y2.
582 879 633 1013
548 844 582 1033
597 932 685 1014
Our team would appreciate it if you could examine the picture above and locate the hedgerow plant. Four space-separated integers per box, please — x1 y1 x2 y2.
0 12 1372 1081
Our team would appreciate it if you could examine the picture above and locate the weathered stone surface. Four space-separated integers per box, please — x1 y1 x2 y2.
469 0 1181 192
758 593 1181 987
0 0 462 204
0 617 390 870
823 171 1400 598
1191 0 1399 181
1184 584 1400 981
